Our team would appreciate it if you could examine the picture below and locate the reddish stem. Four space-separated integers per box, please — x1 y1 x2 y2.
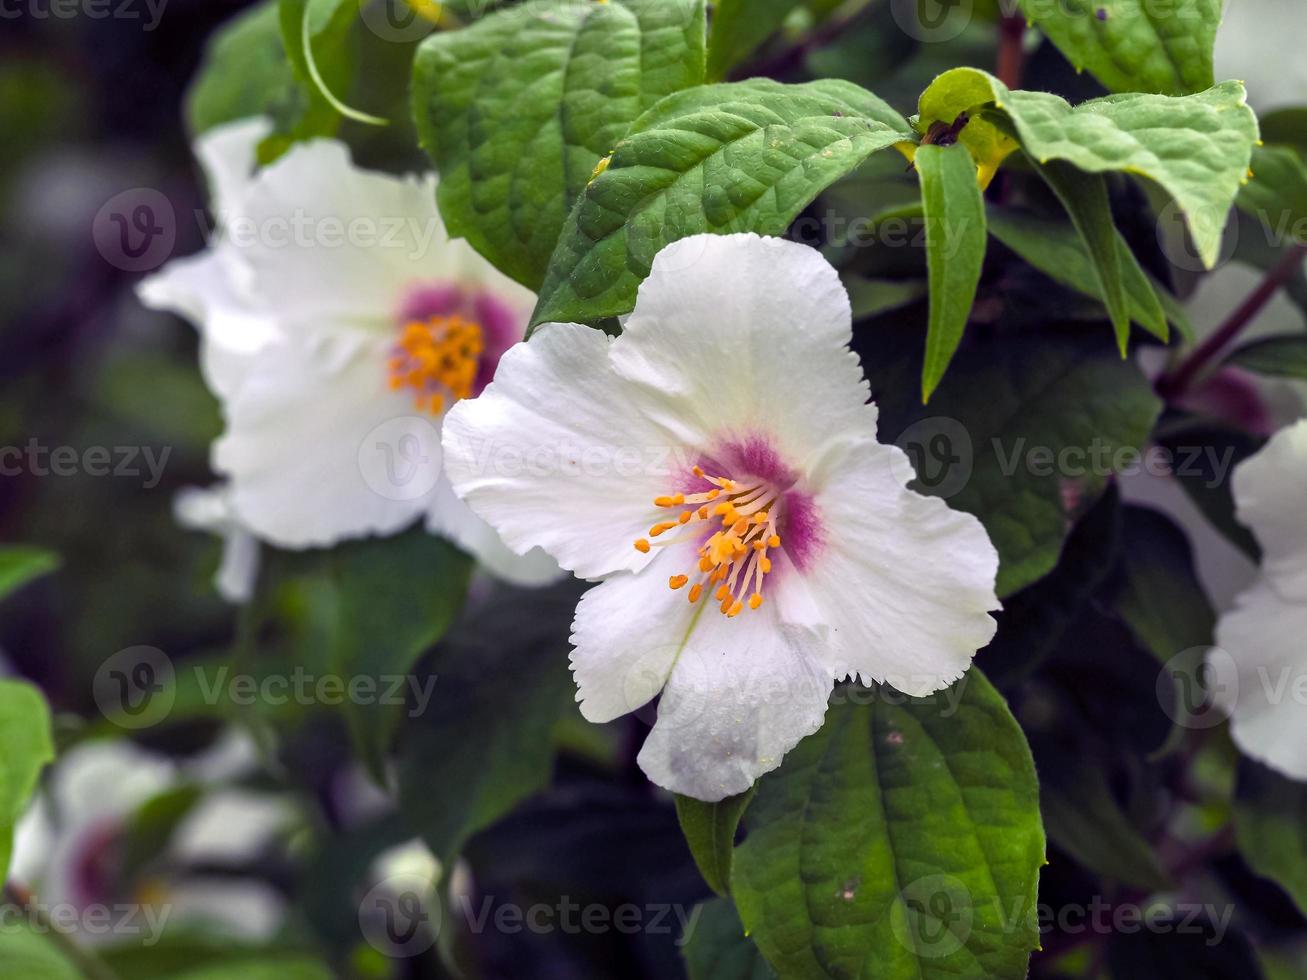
1158 243 1307 400
996 14 1026 89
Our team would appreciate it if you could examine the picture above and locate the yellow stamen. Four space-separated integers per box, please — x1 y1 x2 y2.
388 314 483 415
669 575 688 590
749 594 763 610
634 539 650 553
688 583 703 603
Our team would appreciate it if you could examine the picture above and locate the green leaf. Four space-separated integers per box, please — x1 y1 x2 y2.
279 0 382 126
916 70 1259 269
531 77 914 327
396 582 580 867
412 0 707 289
1029 159 1132 352
0 680 55 881
325 531 472 777
733 672 1044 980
987 206 1181 341
1235 758 1307 917
0 925 81 980
1238 145 1307 244
682 898 776 980
706 0 802 81
1015 0 1220 97
0 545 58 601
862 324 1162 596
916 142 987 401
1225 334 1307 378
675 787 756 897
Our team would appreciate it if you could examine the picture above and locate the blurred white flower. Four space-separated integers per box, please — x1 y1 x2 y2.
442 234 1001 801
138 118 557 588
174 484 260 603
1211 419 1307 779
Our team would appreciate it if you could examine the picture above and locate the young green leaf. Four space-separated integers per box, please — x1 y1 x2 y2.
1226 334 1307 379
915 142 986 401
732 673 1044 980
916 70 1259 269
1238 144 1307 242
675 787 756 897
1016 0 1220 97
0 545 58 602
986 207 1179 341
706 0 803 81
412 0 708 289
0 680 55 882
531 78 914 328
1029 160 1132 353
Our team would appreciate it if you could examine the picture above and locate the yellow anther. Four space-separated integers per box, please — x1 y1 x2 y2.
692 465 705 477
669 575 689 590
760 556 772 574
654 494 685 507
688 583 703 603
768 534 781 548
749 594 763 610
720 595 734 614
699 556 714 573
731 518 749 535
715 585 731 602
727 600 744 617
649 522 677 537
634 539 650 553
388 314 483 415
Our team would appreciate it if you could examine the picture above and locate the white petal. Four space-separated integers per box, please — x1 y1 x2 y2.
174 485 262 603
442 321 701 580
425 477 561 587
568 546 702 723
194 116 272 218
170 790 297 864
612 233 878 468
1213 577 1307 780
232 140 447 324
214 328 439 548
1233 419 1307 599
637 608 833 801
789 438 999 697
136 247 280 401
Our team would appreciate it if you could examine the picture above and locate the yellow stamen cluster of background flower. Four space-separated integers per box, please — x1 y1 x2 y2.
389 314 483 415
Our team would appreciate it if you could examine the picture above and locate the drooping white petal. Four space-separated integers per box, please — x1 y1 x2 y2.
1233 418 1307 599
442 321 703 580
611 233 878 469
786 437 999 697
175 485 262 603
213 328 438 548
194 116 272 219
637 609 833 802
425 478 561 586
1212 577 1307 780
232 140 450 325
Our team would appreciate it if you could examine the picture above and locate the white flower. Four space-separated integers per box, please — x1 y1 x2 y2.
174 484 261 603
1211 418 1307 779
137 118 557 586
440 234 1001 801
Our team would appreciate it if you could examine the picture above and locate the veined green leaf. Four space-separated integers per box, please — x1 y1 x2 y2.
1016 0 1220 97
916 69 1259 269
675 788 756 897
532 77 914 327
915 142 987 401
733 673 1044 979
683 898 776 980
413 0 708 289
